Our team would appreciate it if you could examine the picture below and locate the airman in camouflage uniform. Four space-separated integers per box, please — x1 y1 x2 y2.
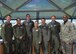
60 15 75 54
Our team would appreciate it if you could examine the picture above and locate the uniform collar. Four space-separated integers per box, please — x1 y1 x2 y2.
64 20 68 24
6 21 10 24
41 23 46 26
16 24 22 27
26 19 31 23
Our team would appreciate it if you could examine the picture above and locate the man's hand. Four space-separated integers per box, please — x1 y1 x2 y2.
19 36 23 40
39 41 41 44
4 41 8 44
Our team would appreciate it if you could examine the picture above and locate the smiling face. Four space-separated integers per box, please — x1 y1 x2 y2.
6 15 11 23
41 18 46 25
63 15 68 21
34 21 38 28
26 14 31 21
16 18 21 25
51 16 56 21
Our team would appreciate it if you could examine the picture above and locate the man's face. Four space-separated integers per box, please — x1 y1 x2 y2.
26 15 30 21
63 16 68 21
51 16 56 21
41 19 45 24
6 16 11 22
17 19 21 25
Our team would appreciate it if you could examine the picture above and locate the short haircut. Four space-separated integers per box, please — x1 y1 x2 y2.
41 18 46 20
51 15 56 18
5 15 11 19
63 15 69 18
16 18 21 21
26 14 30 16
6 15 11 17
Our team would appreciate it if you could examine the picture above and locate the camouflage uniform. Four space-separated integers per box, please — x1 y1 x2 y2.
60 21 75 54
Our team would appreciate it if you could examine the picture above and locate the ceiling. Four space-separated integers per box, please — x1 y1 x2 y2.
0 0 76 19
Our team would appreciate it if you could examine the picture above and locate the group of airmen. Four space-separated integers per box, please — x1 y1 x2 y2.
0 14 75 54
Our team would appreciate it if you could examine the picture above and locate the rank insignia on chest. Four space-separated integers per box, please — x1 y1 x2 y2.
51 25 53 27
54 25 56 27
